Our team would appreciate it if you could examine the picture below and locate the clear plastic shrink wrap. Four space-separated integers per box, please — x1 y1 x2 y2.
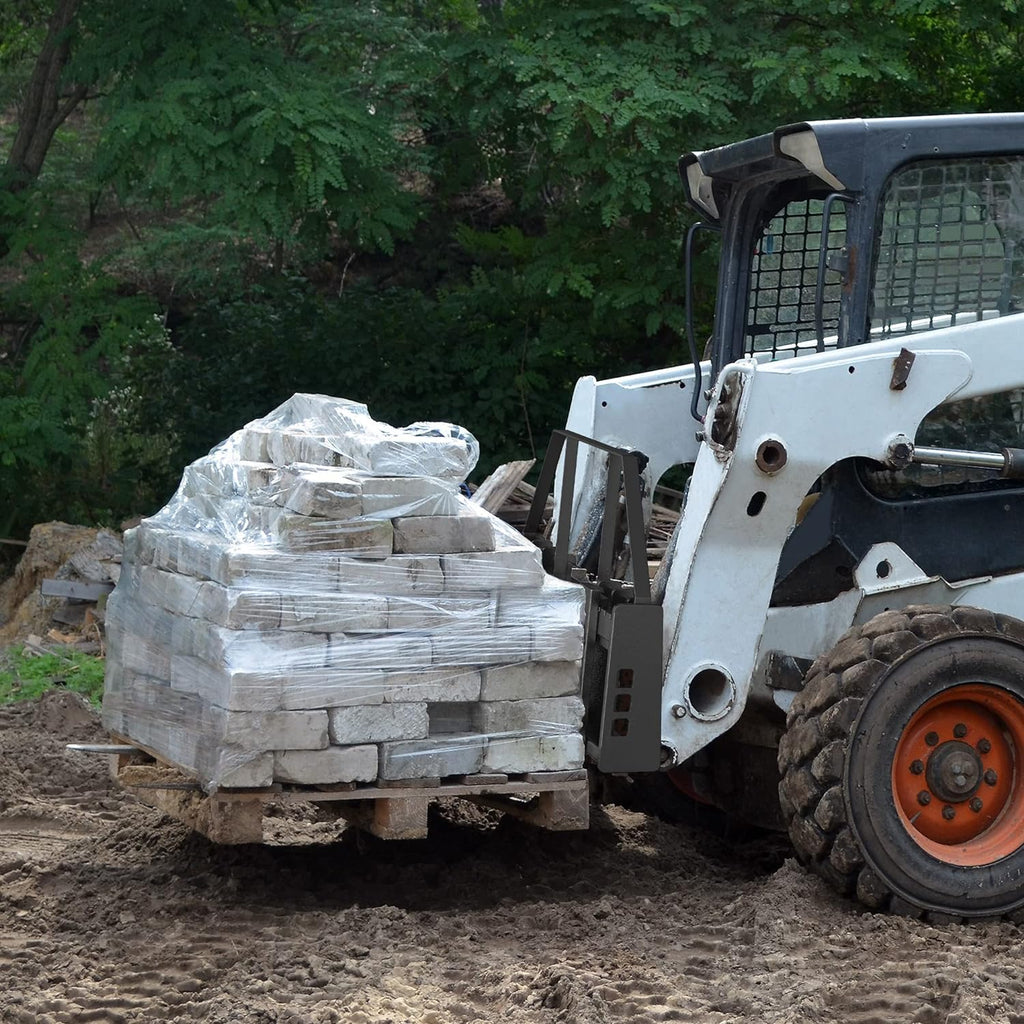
103 394 586 790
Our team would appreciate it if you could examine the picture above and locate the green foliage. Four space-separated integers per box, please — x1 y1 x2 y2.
75 0 424 257
0 187 168 534
168 276 593 476
0 645 106 707
4 0 1024 537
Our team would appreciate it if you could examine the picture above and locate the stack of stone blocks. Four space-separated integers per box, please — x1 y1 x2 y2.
103 394 586 790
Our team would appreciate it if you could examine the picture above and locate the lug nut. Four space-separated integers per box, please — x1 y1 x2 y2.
942 805 956 821
925 731 939 747
984 768 998 786
977 738 992 754
970 797 984 813
910 759 924 775
917 790 932 806
953 723 968 738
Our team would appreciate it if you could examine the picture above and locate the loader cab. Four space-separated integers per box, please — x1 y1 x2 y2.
681 115 1024 602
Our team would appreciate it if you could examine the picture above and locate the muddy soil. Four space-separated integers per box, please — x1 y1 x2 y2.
1 693 1023 1024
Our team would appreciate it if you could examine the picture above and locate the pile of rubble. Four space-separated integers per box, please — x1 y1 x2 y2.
103 395 586 790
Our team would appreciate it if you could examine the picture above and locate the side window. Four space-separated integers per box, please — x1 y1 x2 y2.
870 157 1024 337
865 156 1024 499
746 198 846 360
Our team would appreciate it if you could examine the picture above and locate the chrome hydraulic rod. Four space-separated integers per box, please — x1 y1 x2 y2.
912 445 1008 470
912 444 1024 478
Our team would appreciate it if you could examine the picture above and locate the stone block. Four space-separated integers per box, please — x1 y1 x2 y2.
212 547 329 590
275 466 363 519
482 733 585 774
278 670 387 710
275 513 393 557
238 425 273 462
497 576 585 626
431 625 532 667
267 430 350 468
476 697 584 736
280 593 388 632
328 633 434 671
220 709 328 750
532 622 585 662
104 672 277 788
172 619 328 671
171 532 225 581
440 548 545 591
336 554 443 595
379 734 485 780
179 457 276 501
480 661 582 701
198 582 282 630
361 476 459 517
119 631 172 683
273 746 378 785
381 667 481 703
214 751 276 789
138 567 282 629
345 435 474 481
386 594 495 631
170 656 284 710
328 703 428 744
169 656 387 711
393 515 494 556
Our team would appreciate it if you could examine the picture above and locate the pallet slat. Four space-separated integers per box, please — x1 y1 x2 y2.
110 745 589 844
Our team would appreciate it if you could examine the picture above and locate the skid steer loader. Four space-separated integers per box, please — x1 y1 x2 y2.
529 113 1024 920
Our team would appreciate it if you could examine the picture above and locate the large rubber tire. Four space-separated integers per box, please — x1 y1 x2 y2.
778 604 1024 920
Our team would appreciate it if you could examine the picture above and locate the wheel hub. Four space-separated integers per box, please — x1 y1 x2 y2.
925 740 982 803
892 685 1024 862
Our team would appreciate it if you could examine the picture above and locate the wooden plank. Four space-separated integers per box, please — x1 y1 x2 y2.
115 762 264 843
52 605 87 626
197 797 265 844
468 779 590 831
457 773 508 786
109 738 590 840
334 796 430 839
379 776 441 789
270 777 585 803
41 578 115 600
470 459 535 513
371 796 430 839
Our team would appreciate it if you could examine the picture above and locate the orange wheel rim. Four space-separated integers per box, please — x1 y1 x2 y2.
892 683 1024 866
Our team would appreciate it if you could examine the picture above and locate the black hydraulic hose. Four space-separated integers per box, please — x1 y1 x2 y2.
684 221 720 424
684 221 705 424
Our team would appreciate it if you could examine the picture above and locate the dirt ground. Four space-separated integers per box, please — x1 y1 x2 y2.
1 693 1023 1024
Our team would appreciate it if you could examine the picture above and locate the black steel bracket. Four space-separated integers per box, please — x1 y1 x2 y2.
524 429 652 603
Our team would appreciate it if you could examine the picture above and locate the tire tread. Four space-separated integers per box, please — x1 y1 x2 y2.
778 604 1024 919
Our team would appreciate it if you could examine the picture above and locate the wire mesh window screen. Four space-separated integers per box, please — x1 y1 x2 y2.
870 157 1024 338
745 199 846 359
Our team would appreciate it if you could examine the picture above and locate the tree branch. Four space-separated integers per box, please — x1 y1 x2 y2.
4 0 84 191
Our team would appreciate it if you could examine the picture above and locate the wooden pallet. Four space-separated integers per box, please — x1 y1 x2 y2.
107 743 589 845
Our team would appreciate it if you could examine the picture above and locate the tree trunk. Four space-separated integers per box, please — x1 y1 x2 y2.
4 0 85 191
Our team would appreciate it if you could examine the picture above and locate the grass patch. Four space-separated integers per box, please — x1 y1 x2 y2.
0 646 106 707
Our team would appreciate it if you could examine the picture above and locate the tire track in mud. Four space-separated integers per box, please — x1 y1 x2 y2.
2 693 1024 1024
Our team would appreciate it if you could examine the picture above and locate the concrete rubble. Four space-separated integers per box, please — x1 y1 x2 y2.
103 394 586 790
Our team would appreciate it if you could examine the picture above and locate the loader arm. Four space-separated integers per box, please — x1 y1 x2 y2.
658 317 1024 765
